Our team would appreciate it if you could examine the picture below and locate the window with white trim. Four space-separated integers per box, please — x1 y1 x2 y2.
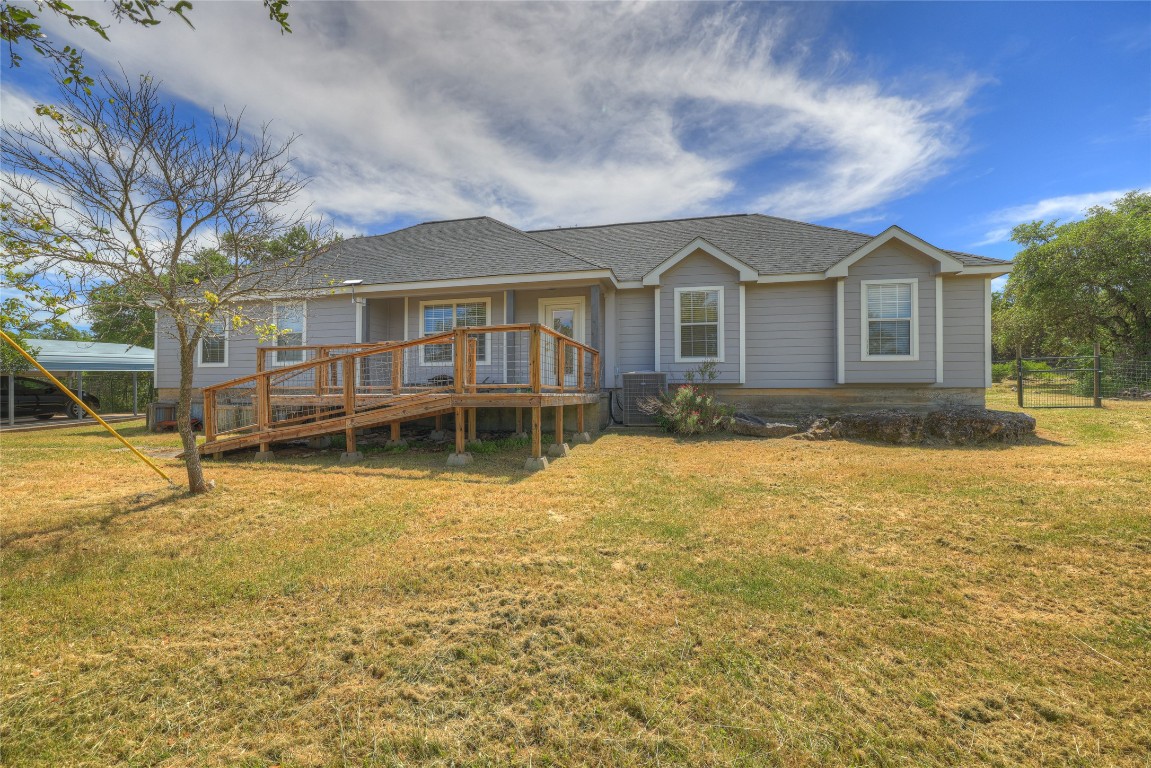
273 301 307 364
420 299 489 364
199 319 228 366
862 280 918 359
675 287 723 362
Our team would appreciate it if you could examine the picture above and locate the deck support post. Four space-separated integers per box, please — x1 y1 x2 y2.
548 404 570 458
525 405 548 471
572 403 591 444
467 407 478 444
387 421 406 448
447 406 473 466
513 407 526 439
429 413 447 442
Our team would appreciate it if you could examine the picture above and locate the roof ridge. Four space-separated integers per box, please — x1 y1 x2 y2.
485 217 611 272
528 213 753 233
746 213 876 240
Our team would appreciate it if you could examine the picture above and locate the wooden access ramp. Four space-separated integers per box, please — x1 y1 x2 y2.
198 324 601 468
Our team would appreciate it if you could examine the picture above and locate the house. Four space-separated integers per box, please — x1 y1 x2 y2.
153 213 1010 462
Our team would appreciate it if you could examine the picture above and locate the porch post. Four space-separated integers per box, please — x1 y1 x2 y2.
339 355 361 462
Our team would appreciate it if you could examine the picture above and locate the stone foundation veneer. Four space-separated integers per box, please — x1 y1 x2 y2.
713 386 986 416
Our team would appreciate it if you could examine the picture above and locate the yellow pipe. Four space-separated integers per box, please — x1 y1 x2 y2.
0 328 175 486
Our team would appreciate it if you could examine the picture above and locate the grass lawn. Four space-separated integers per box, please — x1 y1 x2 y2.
2 391 1148 766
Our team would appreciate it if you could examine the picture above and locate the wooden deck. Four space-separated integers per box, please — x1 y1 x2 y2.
199 324 601 468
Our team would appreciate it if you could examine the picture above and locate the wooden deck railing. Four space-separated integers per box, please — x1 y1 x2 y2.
201 323 600 445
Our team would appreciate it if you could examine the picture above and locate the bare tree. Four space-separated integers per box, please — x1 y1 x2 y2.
1 72 336 493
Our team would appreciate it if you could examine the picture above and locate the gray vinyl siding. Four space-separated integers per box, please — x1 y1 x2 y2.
615 288 655 376
366 297 404 343
155 295 356 389
844 241 938 384
658 252 741 384
942 276 988 387
744 281 836 387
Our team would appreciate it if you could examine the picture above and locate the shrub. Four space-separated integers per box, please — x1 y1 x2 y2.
991 359 1052 383
639 361 734 435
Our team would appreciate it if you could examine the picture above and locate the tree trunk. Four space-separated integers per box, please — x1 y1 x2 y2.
178 341 209 493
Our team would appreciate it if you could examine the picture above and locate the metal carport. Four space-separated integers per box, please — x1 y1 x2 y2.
5 339 154 426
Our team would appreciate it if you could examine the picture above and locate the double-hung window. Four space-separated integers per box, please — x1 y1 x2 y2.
420 299 489 364
861 279 918 360
273 301 307 365
199 319 228 367
675 287 723 362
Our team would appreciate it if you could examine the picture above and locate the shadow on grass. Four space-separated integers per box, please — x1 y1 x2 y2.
1 486 187 546
603 426 1068 449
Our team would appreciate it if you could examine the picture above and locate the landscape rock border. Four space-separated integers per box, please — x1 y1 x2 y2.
732 408 1036 445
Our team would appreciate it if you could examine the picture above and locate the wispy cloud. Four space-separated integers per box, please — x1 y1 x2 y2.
22 2 979 230
974 188 1137 246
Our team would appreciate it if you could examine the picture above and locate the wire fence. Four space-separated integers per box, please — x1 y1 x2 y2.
992 355 1151 408
21 371 153 414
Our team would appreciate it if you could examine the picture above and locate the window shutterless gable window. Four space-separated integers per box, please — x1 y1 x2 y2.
273 301 307 365
198 319 228 367
860 279 919 360
419 298 491 365
674 287 724 363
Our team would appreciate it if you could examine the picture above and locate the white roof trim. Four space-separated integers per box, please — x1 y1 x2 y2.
756 272 825 284
641 237 758 286
955 263 1013 276
354 268 620 294
824 226 965 278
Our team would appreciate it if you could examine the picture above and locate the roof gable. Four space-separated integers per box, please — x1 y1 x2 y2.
641 237 758 286
824 226 965 278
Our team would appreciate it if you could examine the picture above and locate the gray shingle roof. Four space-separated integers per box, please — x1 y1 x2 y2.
306 213 1009 287
305 216 603 286
529 214 1009 281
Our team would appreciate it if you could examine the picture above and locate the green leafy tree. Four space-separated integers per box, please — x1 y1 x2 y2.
0 266 81 371
2 72 336 493
1 0 290 88
1005 190 1151 358
87 229 330 347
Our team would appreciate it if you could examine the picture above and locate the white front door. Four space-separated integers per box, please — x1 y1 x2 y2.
539 297 585 387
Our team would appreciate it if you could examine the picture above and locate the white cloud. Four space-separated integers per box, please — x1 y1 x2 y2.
22 2 978 229
974 188 1135 246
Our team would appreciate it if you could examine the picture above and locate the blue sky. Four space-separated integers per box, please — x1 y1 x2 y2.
2 1 1148 269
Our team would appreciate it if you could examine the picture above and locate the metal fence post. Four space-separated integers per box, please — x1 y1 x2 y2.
1016 354 1024 408
1094 342 1102 407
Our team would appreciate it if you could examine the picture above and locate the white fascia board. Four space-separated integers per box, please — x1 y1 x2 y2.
355 269 620 296
755 272 825 284
956 264 1013 276
825 226 965 278
641 237 758 286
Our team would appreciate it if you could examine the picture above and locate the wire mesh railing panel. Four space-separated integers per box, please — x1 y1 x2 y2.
267 362 342 425
213 381 257 435
397 341 454 391
502 329 532 389
539 333 559 390
582 348 597 392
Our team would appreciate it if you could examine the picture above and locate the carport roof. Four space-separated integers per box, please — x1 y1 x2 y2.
23 339 154 372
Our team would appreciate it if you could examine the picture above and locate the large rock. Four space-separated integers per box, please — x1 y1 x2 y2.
834 409 925 444
730 413 800 438
926 408 1036 444
794 417 845 441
